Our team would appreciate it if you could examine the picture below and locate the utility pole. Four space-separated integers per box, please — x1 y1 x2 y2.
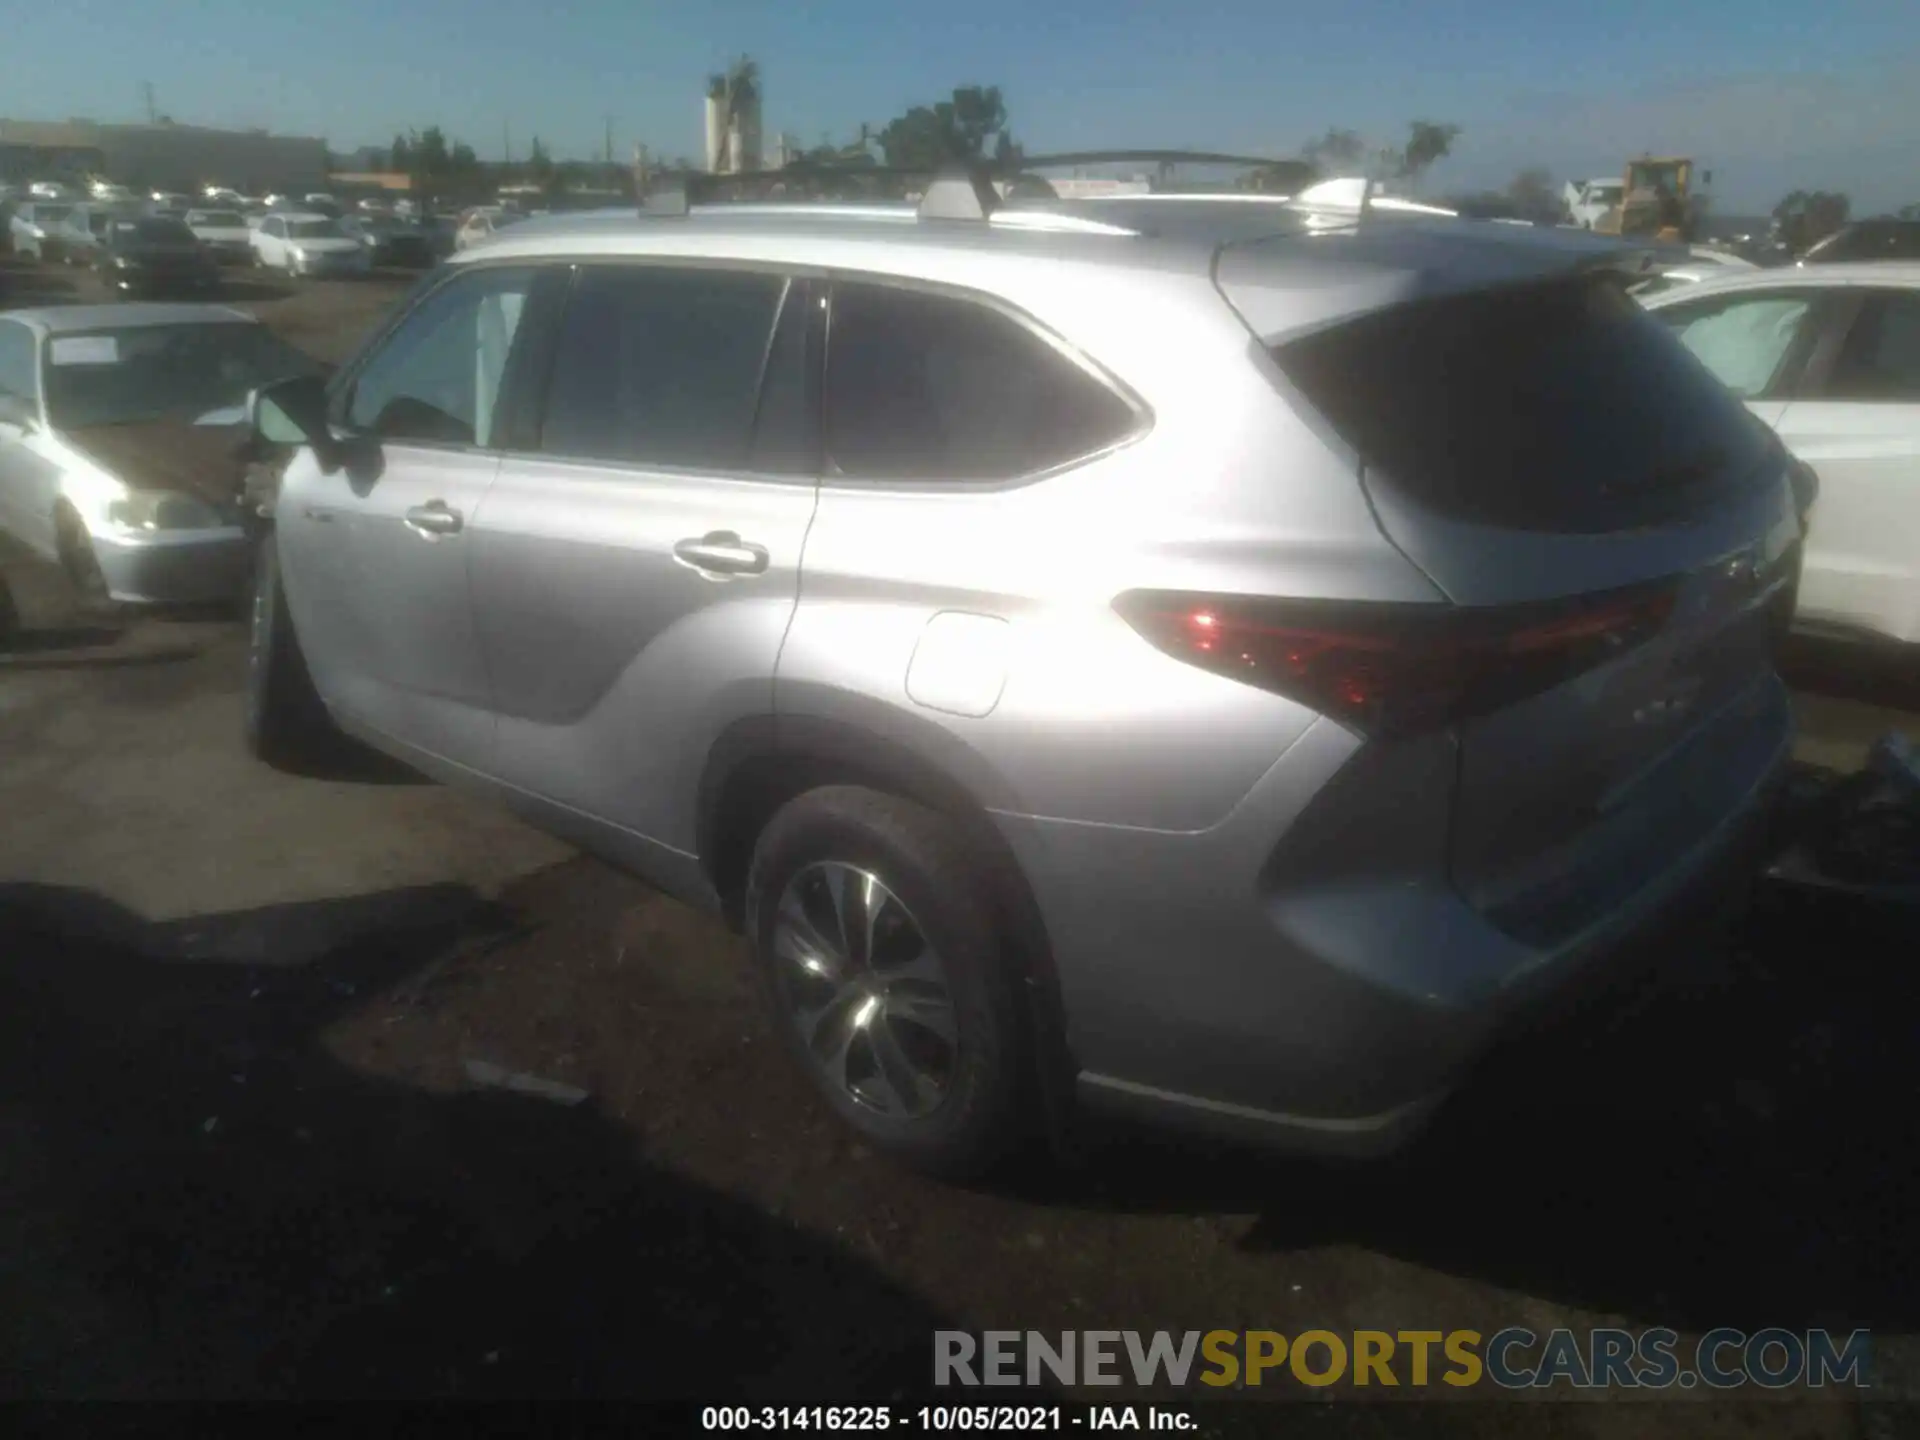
142 82 156 124
502 119 511 165
604 116 613 166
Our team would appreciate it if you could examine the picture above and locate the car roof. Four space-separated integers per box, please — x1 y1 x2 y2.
456 200 1665 297
0 303 258 335
1639 260 1920 305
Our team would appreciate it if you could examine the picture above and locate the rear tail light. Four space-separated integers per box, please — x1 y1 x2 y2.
1115 582 1679 738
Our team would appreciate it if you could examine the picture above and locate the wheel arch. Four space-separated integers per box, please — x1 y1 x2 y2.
696 710 1079 1146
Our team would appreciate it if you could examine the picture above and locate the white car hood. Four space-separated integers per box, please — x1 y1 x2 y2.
192 226 251 244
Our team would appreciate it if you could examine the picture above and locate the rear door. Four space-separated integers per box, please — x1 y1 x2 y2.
1769 288 1920 643
1267 274 1802 938
0 319 60 556
466 261 820 849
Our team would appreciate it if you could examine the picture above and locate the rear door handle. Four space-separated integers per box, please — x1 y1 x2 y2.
404 500 464 537
673 531 769 577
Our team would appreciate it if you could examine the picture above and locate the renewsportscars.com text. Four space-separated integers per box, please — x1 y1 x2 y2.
934 1327 1873 1390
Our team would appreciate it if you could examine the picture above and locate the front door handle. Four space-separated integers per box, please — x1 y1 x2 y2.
673 531 769 577
404 500 464 537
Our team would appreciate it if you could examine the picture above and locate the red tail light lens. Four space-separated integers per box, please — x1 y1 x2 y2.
1115 582 1678 737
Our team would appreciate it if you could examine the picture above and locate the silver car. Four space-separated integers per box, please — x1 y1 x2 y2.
241 180 1804 1175
0 305 322 606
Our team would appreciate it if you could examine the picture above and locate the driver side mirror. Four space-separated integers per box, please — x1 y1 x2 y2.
0 391 38 434
248 373 341 473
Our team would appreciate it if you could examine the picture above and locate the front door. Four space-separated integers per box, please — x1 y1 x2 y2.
467 262 821 850
275 262 541 766
1772 288 1920 644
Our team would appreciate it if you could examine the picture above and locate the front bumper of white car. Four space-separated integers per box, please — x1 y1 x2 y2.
89 525 252 605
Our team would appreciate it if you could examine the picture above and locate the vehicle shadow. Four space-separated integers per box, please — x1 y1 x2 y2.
1044 883 1920 1336
0 270 80 306
0 881 954 1399
1778 634 1920 713
211 279 295 304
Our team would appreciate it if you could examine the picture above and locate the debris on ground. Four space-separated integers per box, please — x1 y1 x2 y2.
461 1058 592 1107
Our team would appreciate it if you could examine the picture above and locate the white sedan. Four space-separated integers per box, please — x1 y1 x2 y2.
249 211 370 278
0 304 324 605
1644 262 1920 647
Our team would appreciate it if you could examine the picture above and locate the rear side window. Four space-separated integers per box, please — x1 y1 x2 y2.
1654 291 1816 399
537 266 784 471
1275 277 1778 533
825 282 1136 482
1825 292 1920 401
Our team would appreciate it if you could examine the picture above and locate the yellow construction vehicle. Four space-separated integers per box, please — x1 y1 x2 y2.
1593 156 1709 243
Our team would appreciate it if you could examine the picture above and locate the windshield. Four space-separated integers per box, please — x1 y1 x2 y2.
188 210 245 227
88 212 116 235
118 218 195 243
33 205 72 224
42 322 324 430
287 218 344 238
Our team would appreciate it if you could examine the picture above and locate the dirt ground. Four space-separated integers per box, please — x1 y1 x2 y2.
1 254 1916 1434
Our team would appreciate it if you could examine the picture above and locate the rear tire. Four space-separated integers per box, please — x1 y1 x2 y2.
744 785 1028 1179
245 533 339 770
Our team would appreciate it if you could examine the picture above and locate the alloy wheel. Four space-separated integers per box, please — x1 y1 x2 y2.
770 861 961 1119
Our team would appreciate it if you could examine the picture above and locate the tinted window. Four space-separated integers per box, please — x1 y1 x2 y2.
0 322 35 400
538 266 784 470
825 283 1136 481
345 266 534 446
262 218 283 237
1825 292 1920 401
747 281 819 474
1654 291 1816 398
1277 277 1779 534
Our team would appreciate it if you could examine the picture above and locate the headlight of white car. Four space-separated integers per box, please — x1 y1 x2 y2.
106 490 224 532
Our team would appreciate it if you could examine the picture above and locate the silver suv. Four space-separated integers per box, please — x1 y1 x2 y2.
243 175 1803 1176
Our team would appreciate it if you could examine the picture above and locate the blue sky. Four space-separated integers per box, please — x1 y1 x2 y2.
8 0 1918 211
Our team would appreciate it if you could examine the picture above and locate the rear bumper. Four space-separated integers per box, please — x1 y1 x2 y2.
998 683 1793 1158
90 526 251 605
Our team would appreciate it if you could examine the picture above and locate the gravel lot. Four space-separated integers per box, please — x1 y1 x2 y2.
2 256 1915 1433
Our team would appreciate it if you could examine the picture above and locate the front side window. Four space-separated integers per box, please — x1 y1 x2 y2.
537 265 786 470
344 266 534 447
825 282 1137 482
262 217 284 238
1824 292 1920 402
1654 291 1816 399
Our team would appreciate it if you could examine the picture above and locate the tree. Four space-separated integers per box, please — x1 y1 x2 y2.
1506 166 1558 223
389 133 412 172
1302 128 1365 172
878 85 1018 170
528 136 554 187
1899 202 1920 220
1297 120 1459 185
1772 190 1850 254
1395 120 1459 182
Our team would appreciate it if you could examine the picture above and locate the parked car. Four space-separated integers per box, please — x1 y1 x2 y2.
53 205 116 267
9 202 75 261
183 207 255 265
236 189 1803 1175
151 191 194 210
1798 218 1920 266
0 304 323 605
89 181 136 204
94 215 222 298
1644 262 1920 647
339 214 436 269
452 205 521 251
302 193 344 218
249 212 371 277
28 181 76 202
1628 247 1761 299
202 186 245 205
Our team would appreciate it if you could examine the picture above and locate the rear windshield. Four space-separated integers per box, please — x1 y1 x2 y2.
1273 277 1776 533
